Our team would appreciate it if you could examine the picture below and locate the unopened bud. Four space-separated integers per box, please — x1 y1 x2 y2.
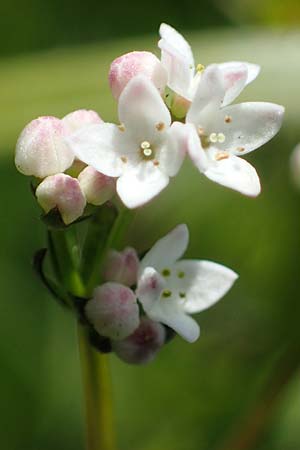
85 283 139 340
78 166 115 206
15 116 74 179
103 247 139 287
36 173 86 225
290 144 300 190
62 109 103 134
112 317 166 365
109 51 167 99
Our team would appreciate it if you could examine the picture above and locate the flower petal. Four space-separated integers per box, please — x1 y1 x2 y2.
66 123 124 177
186 123 209 172
158 122 187 177
186 65 225 129
136 267 166 311
116 162 169 208
211 102 285 155
204 153 261 197
140 224 189 273
158 23 194 99
118 75 171 143
173 260 238 314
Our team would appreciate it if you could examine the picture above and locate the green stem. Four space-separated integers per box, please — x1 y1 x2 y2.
78 325 116 450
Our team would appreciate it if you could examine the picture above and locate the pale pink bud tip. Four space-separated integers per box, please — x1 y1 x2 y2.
103 247 139 287
78 166 115 206
36 173 86 225
85 283 140 340
62 109 103 134
112 318 166 365
109 51 167 99
15 116 74 179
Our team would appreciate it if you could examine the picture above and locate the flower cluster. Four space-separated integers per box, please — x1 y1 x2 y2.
15 23 284 221
85 225 238 364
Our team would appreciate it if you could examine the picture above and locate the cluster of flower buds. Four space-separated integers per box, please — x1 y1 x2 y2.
15 23 284 221
84 224 238 364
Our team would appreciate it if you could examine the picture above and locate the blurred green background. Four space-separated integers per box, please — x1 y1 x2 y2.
1 1 300 449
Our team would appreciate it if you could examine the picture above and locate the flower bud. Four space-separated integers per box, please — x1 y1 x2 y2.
103 247 139 287
78 166 115 206
85 283 139 340
112 317 166 365
62 109 103 134
290 143 300 190
36 173 86 225
109 51 167 99
15 116 74 178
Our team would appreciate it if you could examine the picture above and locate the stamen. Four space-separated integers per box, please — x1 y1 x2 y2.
156 122 165 131
153 160 160 166
198 127 205 136
162 269 171 277
177 271 185 279
162 289 172 298
120 156 127 163
224 115 232 124
215 151 229 161
237 146 245 152
179 292 186 298
196 63 205 73
118 124 125 132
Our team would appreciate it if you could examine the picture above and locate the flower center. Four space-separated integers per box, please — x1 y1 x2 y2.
140 141 155 160
198 127 226 149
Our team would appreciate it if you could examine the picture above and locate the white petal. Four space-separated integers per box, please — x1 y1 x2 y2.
158 122 187 177
118 75 171 143
186 65 225 128
211 102 285 155
66 123 124 177
204 154 261 197
186 124 209 172
159 23 194 99
136 267 166 311
173 260 238 314
140 224 189 273
116 162 169 209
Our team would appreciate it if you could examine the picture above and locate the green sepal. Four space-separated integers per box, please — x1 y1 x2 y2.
32 248 71 307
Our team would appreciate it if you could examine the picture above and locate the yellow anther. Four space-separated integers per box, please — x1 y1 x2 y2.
162 269 171 277
196 63 205 73
162 289 172 298
121 156 127 163
177 271 185 279
224 115 232 124
118 124 125 132
179 292 186 298
156 122 165 131
215 151 229 161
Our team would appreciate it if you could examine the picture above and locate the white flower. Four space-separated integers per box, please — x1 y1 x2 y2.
185 65 284 196
136 224 238 343
85 282 140 340
158 23 260 103
67 75 186 208
36 173 86 224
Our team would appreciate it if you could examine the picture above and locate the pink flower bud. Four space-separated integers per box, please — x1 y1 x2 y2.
112 317 166 365
62 109 103 134
78 166 115 206
15 116 74 179
103 247 139 287
85 283 139 340
109 51 167 99
36 173 86 225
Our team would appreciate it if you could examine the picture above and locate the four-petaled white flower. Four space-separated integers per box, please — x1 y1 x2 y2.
185 64 284 196
158 22 260 103
136 224 238 343
67 75 186 209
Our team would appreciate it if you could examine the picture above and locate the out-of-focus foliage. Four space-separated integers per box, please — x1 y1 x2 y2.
1 28 300 450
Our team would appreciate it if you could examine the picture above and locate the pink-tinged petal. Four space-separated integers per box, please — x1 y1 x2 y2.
211 102 285 155
204 153 261 197
159 23 194 99
186 123 209 172
158 122 187 177
36 174 86 224
78 166 115 206
118 75 171 143
66 123 125 177
15 116 74 178
103 247 139 287
112 317 166 365
116 162 169 209
109 51 167 100
216 62 248 107
173 260 238 314
186 65 225 129
85 282 139 340
140 224 189 273
136 267 166 311
62 109 103 134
